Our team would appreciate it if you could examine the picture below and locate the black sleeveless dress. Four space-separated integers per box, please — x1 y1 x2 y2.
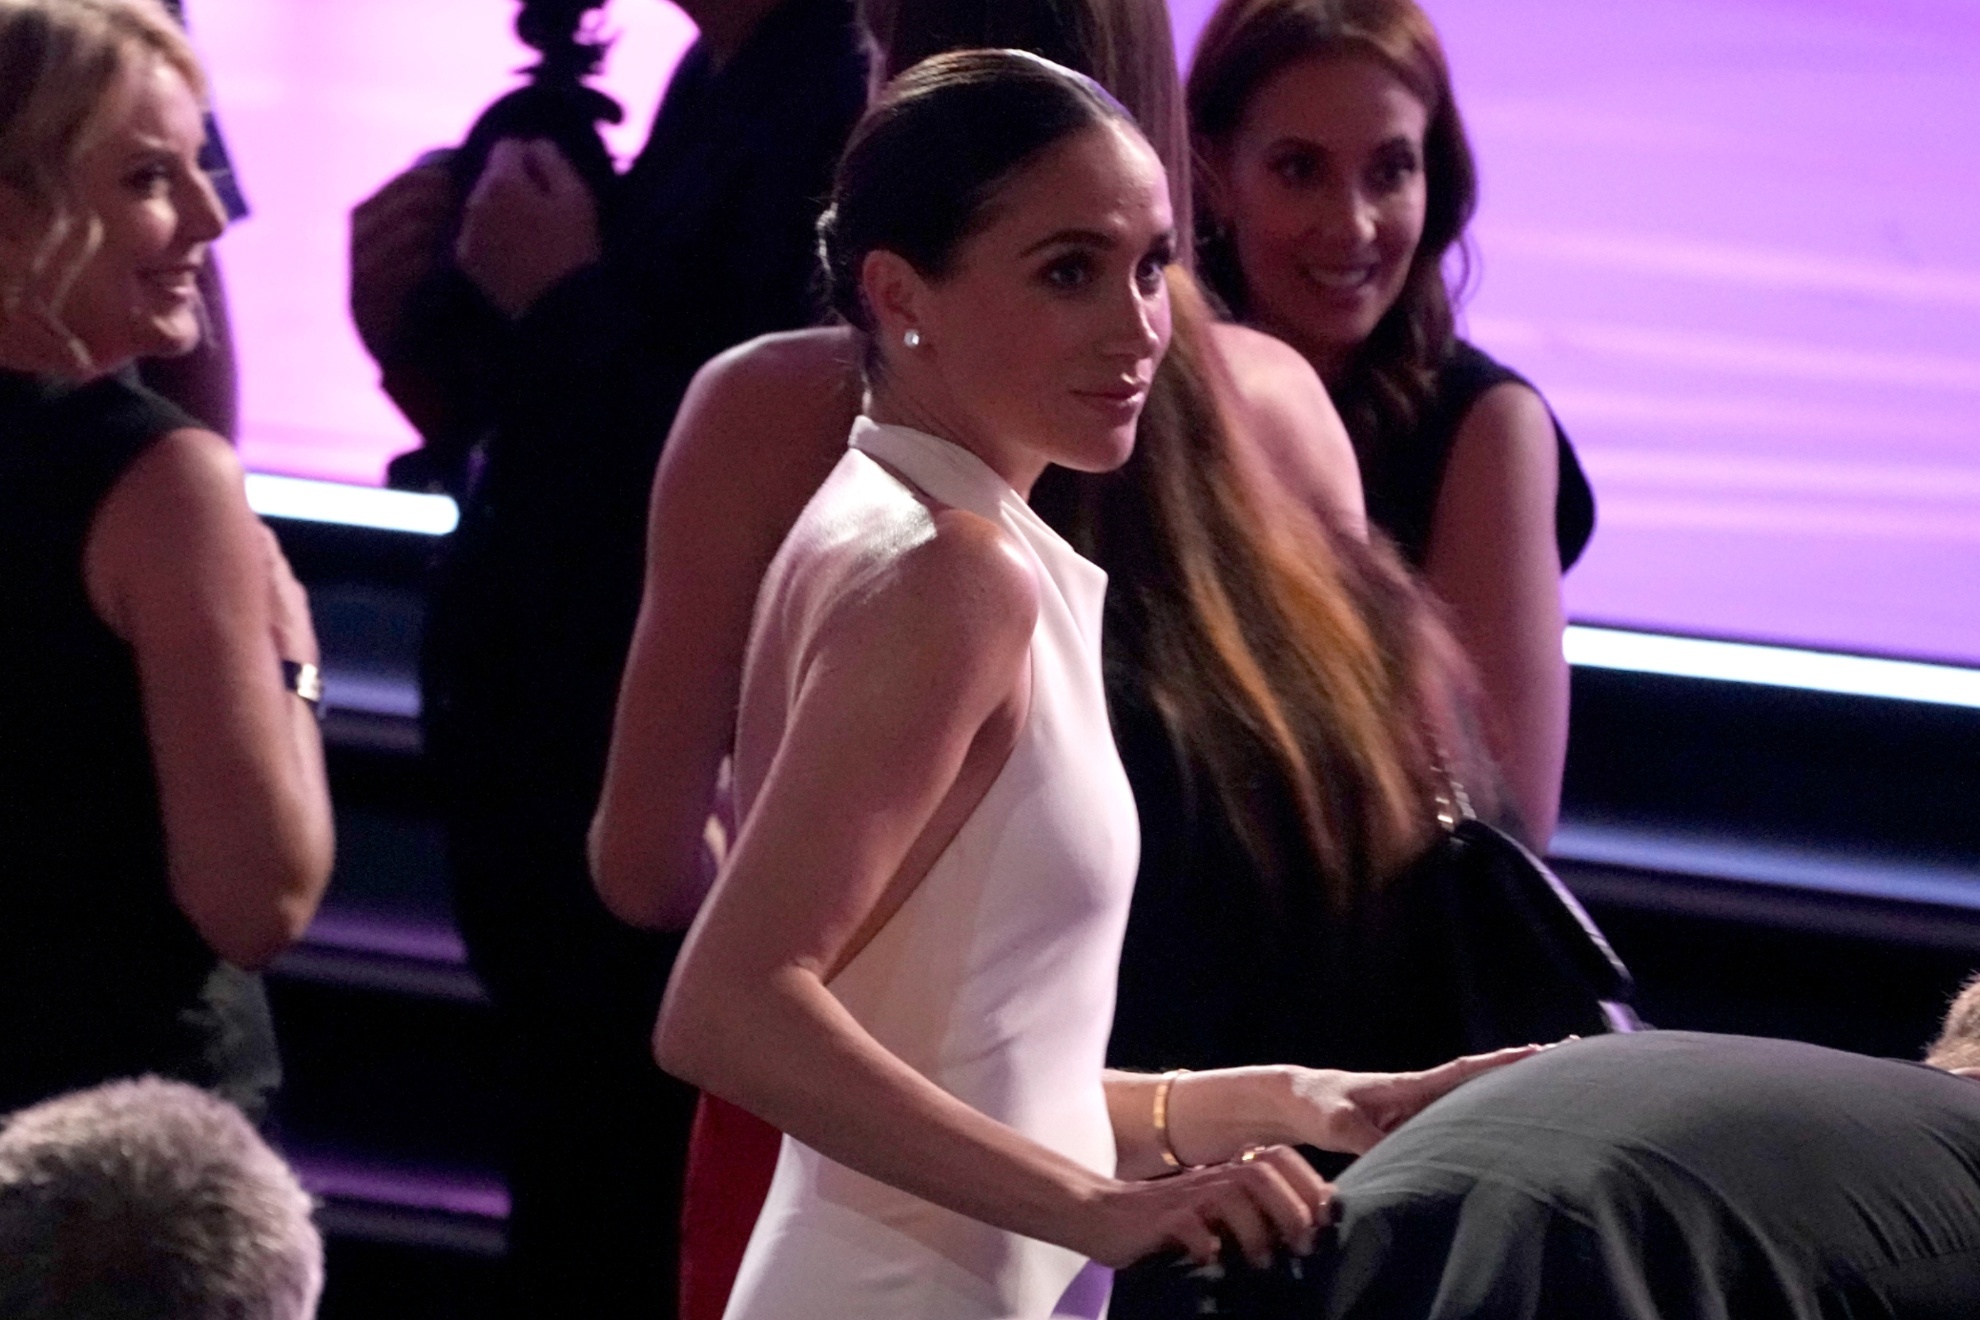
0 369 279 1119
1357 339 1595 572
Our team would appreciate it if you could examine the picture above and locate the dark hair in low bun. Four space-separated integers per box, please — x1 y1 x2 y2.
858 0 1193 255
816 48 1134 336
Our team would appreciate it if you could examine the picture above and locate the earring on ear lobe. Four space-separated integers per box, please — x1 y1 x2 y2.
903 328 922 349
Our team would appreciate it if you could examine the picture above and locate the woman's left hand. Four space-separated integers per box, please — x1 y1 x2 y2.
1280 1045 1545 1155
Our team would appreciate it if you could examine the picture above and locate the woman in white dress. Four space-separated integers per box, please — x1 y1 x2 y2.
655 51 1528 1319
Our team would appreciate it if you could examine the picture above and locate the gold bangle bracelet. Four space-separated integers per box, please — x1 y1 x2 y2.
1153 1069 1190 1171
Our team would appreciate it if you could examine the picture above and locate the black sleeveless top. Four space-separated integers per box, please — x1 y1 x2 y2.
0 369 278 1119
1357 340 1595 571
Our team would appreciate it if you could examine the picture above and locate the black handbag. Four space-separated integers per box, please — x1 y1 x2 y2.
1414 813 1641 1047
1372 763 1643 1057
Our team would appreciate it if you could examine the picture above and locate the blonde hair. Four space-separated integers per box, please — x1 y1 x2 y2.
0 0 204 369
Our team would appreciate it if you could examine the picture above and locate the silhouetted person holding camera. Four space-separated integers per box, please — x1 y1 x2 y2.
347 0 866 1311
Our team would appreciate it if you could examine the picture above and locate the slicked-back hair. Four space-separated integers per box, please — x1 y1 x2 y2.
0 1077 323 1320
816 48 1136 335
859 0 1191 256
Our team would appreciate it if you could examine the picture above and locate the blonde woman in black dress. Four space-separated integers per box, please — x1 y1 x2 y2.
0 0 332 1117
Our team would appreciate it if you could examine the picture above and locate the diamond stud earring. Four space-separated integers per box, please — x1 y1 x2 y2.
903 328 922 349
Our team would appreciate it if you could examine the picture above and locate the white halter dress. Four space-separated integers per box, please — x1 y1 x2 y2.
722 418 1141 1320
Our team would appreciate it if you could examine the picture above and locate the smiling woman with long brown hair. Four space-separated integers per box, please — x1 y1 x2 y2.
1189 0 1596 846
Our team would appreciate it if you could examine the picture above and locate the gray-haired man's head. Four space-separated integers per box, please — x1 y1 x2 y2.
0 1076 322 1320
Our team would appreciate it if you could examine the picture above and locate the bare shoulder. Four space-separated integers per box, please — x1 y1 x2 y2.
1207 321 1365 531
1210 321 1320 398
1432 380 1562 561
821 505 1038 678
86 426 253 631
658 327 864 528
914 507 1039 628
98 426 248 542
1463 380 1556 438
681 326 863 431
1451 381 1559 484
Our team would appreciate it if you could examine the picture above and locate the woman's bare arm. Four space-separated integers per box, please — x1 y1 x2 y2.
590 329 862 929
1421 383 1569 845
1105 1048 1541 1182
1209 322 1367 538
84 429 334 969
656 512 1095 1232
656 511 1332 1268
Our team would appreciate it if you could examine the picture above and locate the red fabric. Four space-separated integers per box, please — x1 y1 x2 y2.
679 1094 784 1320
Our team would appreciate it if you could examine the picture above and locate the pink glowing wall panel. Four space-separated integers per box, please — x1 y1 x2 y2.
192 0 1980 665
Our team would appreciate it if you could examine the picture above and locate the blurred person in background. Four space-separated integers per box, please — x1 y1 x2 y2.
1189 0 1595 846
0 0 333 1122
345 0 867 1311
0 1076 323 1320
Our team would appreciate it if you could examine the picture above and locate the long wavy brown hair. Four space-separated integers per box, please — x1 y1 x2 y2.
1033 274 1451 904
1187 0 1477 462
864 0 1464 903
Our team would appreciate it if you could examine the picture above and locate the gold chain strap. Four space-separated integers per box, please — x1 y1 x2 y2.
1428 729 1475 832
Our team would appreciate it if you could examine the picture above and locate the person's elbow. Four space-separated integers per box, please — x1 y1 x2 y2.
590 813 712 932
174 833 334 971
651 960 727 1087
590 816 657 927
219 888 321 972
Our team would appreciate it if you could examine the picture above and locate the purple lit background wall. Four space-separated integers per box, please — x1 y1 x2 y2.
189 0 1980 665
